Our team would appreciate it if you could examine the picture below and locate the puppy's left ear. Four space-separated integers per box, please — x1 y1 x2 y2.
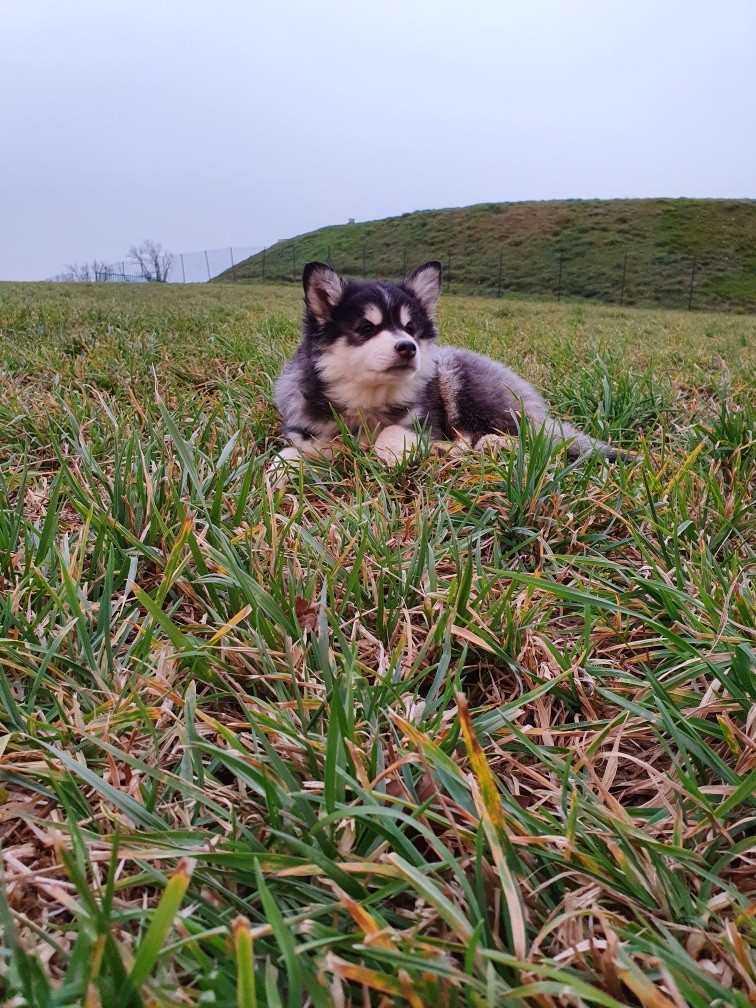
403 261 442 317
303 262 345 325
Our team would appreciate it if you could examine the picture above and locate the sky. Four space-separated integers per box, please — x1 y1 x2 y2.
1 0 754 281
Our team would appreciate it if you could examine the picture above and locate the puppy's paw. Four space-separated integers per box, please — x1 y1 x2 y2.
443 437 473 458
476 433 516 453
266 446 303 491
374 426 419 465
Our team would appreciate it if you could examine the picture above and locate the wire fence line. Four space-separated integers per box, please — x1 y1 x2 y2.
48 247 263 285
214 240 752 312
174 246 263 283
94 271 148 283
52 241 752 312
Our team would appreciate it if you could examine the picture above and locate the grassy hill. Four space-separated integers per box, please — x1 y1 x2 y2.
219 198 756 310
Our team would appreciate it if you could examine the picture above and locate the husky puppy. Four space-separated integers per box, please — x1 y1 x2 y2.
274 261 624 471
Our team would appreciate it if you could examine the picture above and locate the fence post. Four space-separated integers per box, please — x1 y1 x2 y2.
688 256 697 310
261 247 266 281
497 248 503 298
619 252 627 305
556 251 564 302
204 250 211 282
229 247 236 282
180 254 186 284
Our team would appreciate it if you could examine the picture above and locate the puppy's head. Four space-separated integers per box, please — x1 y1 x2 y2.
302 261 442 387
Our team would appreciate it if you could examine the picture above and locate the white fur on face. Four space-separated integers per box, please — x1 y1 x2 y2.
319 330 415 385
363 303 382 325
399 304 411 328
315 331 435 418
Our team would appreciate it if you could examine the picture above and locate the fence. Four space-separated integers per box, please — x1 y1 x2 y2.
54 242 753 312
94 271 148 283
49 248 262 284
209 240 753 312
174 246 262 283
102 247 263 284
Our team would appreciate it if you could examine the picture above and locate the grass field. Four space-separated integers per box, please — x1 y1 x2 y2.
0 280 754 1007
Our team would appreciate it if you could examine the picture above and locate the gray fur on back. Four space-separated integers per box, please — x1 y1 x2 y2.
433 347 616 456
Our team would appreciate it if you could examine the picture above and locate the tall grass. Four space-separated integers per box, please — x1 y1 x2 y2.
0 281 754 1007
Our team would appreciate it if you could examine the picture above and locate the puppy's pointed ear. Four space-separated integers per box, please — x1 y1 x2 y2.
403 261 442 317
303 262 345 324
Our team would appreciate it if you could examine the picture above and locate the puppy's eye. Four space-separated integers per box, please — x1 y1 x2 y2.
405 321 417 336
357 320 375 337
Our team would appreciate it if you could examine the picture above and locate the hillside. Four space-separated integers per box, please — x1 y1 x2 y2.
218 198 756 310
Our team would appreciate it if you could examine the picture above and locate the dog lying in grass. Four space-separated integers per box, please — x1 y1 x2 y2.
273 261 625 477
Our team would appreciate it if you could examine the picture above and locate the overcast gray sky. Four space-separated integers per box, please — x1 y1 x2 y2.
1 0 753 281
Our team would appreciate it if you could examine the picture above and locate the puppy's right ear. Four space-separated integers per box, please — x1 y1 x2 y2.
303 262 345 324
403 261 442 317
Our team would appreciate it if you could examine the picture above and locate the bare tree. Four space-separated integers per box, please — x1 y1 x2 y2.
63 261 93 282
128 239 174 282
57 242 173 283
59 259 116 282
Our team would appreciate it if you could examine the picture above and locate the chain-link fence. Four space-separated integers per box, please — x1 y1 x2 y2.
174 247 262 283
51 247 262 284
213 241 753 312
54 241 753 312
94 271 148 283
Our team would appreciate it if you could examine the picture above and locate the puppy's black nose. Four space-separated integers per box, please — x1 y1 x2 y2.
394 340 417 357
